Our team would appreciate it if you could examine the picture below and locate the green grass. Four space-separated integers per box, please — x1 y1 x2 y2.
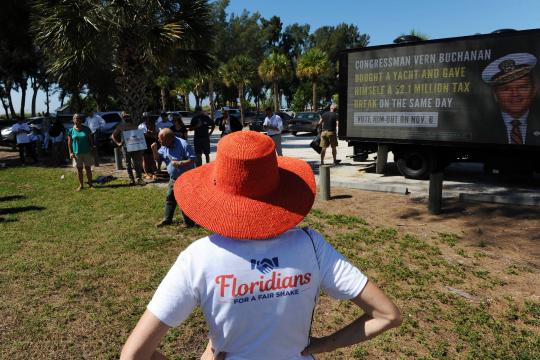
1 167 539 359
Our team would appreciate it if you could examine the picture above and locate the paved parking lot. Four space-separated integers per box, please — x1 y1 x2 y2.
221 131 540 204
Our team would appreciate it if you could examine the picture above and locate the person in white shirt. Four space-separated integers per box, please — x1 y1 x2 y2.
11 117 37 164
121 131 401 360
263 107 284 156
84 111 106 147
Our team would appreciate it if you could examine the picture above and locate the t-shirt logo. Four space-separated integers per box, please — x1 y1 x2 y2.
250 257 279 274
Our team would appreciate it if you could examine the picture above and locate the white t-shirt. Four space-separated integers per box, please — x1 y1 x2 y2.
263 114 283 136
11 122 31 144
84 115 106 133
147 227 367 359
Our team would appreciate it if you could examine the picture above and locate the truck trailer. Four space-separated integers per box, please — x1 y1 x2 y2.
339 29 540 179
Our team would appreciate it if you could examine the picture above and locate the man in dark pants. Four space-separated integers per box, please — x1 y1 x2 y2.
152 128 196 227
190 106 215 166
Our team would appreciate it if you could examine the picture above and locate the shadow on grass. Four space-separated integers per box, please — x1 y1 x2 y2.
0 205 46 215
0 195 26 202
331 194 353 200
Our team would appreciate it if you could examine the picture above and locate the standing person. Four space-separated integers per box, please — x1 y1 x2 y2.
12 117 37 165
152 128 196 228
263 107 284 156
49 117 67 165
156 112 173 131
84 111 106 148
67 113 95 191
142 116 158 180
215 107 242 137
190 105 215 166
318 104 341 165
169 114 188 140
111 112 146 186
121 131 401 360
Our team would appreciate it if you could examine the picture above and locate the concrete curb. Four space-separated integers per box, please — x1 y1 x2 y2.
459 193 540 206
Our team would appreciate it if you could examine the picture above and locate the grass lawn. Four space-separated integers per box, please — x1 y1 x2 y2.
1 167 539 359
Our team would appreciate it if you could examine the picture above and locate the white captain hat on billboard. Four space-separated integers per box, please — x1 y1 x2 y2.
482 53 537 85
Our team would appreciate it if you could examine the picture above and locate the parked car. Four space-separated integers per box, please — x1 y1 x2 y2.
93 111 122 150
1 116 52 148
213 108 242 123
248 112 293 132
168 111 193 125
288 112 321 136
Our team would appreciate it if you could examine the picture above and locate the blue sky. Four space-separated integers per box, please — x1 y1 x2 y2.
15 0 540 114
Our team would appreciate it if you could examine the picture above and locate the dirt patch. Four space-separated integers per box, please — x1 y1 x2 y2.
314 188 540 300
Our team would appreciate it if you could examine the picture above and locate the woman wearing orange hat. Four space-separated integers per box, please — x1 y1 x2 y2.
121 131 401 359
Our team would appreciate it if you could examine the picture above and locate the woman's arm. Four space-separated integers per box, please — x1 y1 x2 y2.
67 134 75 159
120 310 170 360
302 280 401 355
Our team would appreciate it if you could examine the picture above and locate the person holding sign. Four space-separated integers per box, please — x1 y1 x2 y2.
112 112 146 186
67 113 95 191
121 131 401 360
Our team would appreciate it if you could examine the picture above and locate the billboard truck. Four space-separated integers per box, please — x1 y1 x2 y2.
339 29 540 179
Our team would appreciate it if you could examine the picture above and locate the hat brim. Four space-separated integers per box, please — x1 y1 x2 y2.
174 156 316 239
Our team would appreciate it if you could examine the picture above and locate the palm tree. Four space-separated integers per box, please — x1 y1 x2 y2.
221 55 255 124
296 48 330 111
33 0 213 123
258 51 290 112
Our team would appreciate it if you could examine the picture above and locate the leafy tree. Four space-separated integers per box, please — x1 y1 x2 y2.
34 0 213 121
296 48 330 111
260 15 282 51
220 55 256 123
308 23 369 102
258 51 290 112
0 0 39 118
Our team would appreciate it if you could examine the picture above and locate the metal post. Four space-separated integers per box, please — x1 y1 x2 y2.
428 171 443 214
376 144 388 174
320 165 331 201
93 149 100 167
114 147 124 170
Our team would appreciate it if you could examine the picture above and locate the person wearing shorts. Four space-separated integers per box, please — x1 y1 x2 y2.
67 113 95 191
318 104 341 165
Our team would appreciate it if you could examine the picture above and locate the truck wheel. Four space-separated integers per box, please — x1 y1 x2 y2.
396 150 431 179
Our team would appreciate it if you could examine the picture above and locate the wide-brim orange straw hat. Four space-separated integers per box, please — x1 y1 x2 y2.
174 131 316 239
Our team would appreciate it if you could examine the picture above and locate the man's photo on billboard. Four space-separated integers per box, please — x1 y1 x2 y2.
482 53 540 145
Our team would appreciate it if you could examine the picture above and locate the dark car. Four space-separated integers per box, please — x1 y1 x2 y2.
288 112 321 135
248 112 292 132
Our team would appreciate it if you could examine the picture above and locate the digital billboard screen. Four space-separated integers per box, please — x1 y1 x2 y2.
345 31 540 146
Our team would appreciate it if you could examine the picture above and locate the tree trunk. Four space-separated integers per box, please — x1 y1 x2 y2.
194 94 200 108
209 79 215 120
160 86 168 111
273 80 279 112
312 80 318 112
31 78 39 117
6 84 16 119
44 82 50 115
115 47 149 125
2 99 9 119
19 79 27 119
185 93 190 111
238 83 244 125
